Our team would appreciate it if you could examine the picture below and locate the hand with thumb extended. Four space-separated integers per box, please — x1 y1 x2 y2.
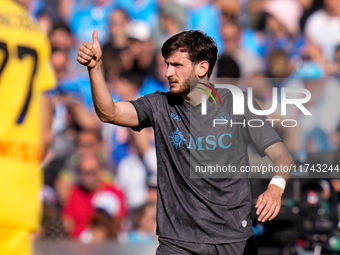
77 30 102 69
92 30 100 48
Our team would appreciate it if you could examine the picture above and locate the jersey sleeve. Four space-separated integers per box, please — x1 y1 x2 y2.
244 97 282 157
129 91 162 131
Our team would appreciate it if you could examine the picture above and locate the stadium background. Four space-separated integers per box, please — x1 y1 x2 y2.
13 0 340 254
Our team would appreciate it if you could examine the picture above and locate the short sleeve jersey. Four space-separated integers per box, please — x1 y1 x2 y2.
0 0 56 230
130 88 281 243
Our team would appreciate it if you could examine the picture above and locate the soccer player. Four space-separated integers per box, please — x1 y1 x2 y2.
0 1 56 254
77 30 293 254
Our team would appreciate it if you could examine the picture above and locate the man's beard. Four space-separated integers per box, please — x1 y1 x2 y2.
170 73 198 96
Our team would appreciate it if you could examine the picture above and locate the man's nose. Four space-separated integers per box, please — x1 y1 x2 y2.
165 65 174 78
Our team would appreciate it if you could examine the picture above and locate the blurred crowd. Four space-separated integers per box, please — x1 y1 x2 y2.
19 0 340 245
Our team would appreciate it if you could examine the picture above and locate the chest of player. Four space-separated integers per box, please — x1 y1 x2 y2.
155 102 245 153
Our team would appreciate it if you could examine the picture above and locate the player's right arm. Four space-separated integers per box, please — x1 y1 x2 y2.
77 30 139 128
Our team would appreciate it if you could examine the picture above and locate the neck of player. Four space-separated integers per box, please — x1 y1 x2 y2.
182 77 210 106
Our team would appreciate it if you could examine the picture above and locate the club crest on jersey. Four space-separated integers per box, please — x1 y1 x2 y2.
169 128 187 149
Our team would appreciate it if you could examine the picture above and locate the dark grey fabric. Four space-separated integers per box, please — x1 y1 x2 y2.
156 236 258 255
130 89 281 244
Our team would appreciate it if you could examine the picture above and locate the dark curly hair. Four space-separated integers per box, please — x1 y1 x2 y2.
161 30 218 78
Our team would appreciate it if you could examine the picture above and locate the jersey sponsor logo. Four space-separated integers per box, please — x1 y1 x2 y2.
0 139 41 164
169 127 233 150
169 128 187 149
187 133 232 151
170 113 182 121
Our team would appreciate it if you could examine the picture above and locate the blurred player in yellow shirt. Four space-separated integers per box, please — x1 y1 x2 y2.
0 0 56 254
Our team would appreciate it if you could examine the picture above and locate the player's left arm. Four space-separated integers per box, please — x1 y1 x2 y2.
255 142 294 222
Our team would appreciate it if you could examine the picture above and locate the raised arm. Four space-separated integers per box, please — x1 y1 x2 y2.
77 30 139 127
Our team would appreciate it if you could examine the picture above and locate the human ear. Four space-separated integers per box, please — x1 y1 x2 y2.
197 61 209 78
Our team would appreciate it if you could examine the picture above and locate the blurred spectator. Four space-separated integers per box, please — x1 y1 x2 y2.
218 0 264 58
215 54 240 78
60 0 119 44
62 155 126 239
130 129 157 189
112 69 145 101
50 24 74 52
148 186 157 204
75 129 107 161
46 48 100 167
102 125 130 167
116 0 158 30
186 0 223 52
79 191 122 243
139 52 168 96
55 129 113 206
115 129 157 211
267 49 293 78
47 49 77 162
237 0 251 27
101 62 161 169
37 2 65 34
39 185 68 240
102 9 130 80
115 152 149 211
266 50 292 97
299 0 323 32
37 10 54 34
51 48 96 111
157 1 186 47
332 45 340 77
262 0 305 59
49 23 81 73
18 0 64 32
17 0 43 16
284 61 340 162
221 20 264 77
123 20 157 78
50 48 99 123
51 48 68 83
107 8 130 50
103 47 165 169
127 202 157 243
305 0 340 64
172 0 194 8
336 122 340 148
101 68 141 167
216 0 239 24
110 60 168 101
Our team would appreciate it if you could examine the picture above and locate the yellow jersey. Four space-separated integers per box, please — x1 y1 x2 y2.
0 0 56 231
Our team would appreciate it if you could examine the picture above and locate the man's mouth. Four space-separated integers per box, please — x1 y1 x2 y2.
169 80 178 85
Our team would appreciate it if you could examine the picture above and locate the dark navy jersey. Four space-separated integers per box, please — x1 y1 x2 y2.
130 89 281 244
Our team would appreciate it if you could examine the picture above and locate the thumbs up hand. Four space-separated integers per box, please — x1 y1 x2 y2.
77 30 102 69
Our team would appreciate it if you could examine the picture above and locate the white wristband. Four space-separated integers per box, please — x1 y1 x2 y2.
269 175 286 191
